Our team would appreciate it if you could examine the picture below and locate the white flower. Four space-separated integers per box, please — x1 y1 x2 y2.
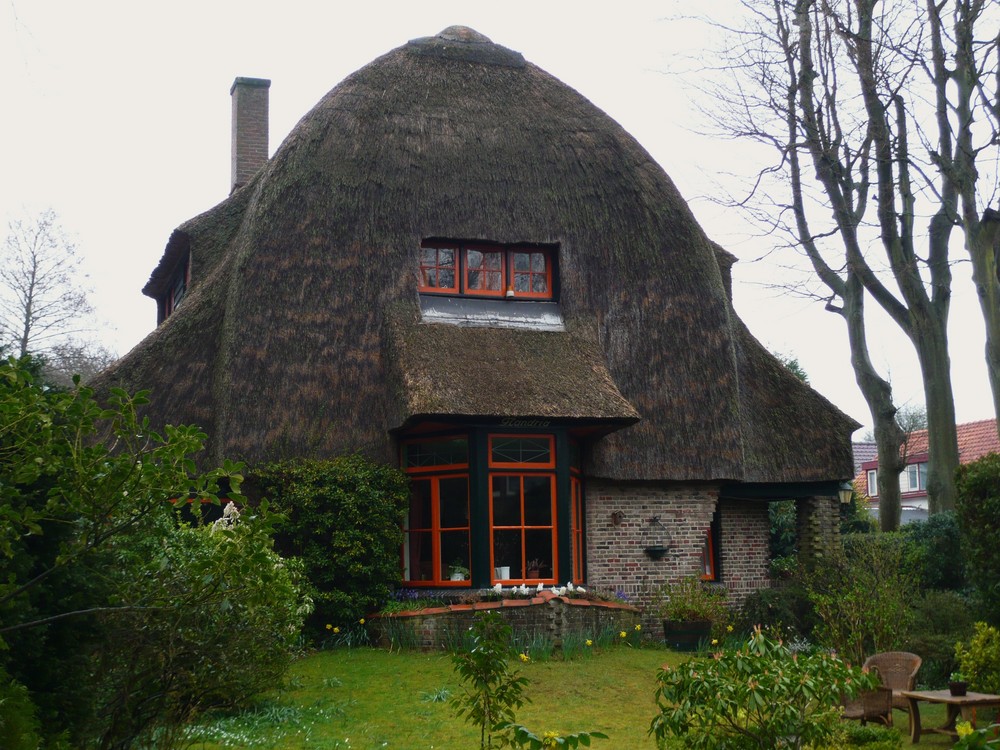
566 582 575 592
577 586 586 593
536 582 544 592
557 587 567 596
493 583 503 594
518 584 529 595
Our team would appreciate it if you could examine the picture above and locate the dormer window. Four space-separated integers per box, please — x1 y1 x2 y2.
159 253 190 323
418 240 555 300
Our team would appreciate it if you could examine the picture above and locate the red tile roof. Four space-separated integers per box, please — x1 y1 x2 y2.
905 418 1000 463
852 419 999 501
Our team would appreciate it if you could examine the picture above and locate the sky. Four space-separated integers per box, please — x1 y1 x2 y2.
1 0 996 438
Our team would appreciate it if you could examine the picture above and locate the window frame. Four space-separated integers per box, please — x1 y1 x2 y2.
418 241 556 301
489 472 558 584
867 469 878 497
402 472 471 587
701 510 721 582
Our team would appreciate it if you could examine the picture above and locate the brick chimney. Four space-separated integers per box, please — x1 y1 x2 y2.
230 77 271 193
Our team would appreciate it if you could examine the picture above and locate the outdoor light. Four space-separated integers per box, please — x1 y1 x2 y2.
838 481 853 504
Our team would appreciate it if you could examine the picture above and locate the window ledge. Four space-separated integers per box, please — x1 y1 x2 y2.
419 295 564 331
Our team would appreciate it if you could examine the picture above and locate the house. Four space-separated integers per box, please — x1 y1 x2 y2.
855 418 1000 524
96 27 858 610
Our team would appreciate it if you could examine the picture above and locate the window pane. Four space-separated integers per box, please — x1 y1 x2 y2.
531 252 546 272
439 268 455 288
491 436 552 465
492 476 522 526
513 272 530 292
466 250 503 292
524 529 553 577
403 438 468 468
407 480 432 530
439 476 469 528
493 529 522 577
405 530 433 581
523 476 552 525
440 531 469 580
418 247 457 291
513 252 530 271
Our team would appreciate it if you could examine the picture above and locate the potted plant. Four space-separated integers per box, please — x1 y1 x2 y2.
656 576 727 652
448 559 470 581
949 671 969 696
525 558 545 579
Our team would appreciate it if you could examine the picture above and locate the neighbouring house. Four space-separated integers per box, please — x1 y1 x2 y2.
95 27 858 611
855 418 1000 524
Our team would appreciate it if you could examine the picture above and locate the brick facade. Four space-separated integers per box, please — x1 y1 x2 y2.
583 480 774 631
795 495 841 567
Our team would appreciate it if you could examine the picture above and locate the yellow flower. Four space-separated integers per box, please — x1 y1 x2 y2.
956 721 974 738
519 653 530 663
585 639 593 646
325 623 333 630
359 618 365 625
635 624 642 631
619 631 627 639
711 639 719 645
333 626 340 634
727 624 734 632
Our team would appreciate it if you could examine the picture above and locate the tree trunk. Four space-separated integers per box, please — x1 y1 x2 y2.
911 314 960 513
843 275 905 530
968 210 1000 435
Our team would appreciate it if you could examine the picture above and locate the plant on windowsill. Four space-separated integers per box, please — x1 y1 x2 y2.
655 576 728 652
448 559 470 581
525 558 546 579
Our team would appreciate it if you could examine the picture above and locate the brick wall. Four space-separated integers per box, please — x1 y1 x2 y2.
584 481 773 631
718 498 771 604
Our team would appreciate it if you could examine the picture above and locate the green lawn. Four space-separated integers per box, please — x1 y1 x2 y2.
185 646 965 749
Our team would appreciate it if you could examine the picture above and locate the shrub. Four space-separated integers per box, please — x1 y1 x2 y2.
649 626 876 749
734 583 814 639
904 590 976 687
86 502 310 748
803 532 915 665
955 622 1000 694
0 669 42 750
956 454 1000 624
254 456 410 637
901 511 966 591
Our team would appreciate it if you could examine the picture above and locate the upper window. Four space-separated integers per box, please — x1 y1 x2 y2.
418 241 555 300
867 469 878 497
904 462 927 493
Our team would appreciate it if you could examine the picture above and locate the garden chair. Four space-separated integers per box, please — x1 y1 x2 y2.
841 685 893 727
863 651 922 719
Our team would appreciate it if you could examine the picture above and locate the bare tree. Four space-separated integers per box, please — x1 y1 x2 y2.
41 340 118 388
704 0 999 517
0 209 94 358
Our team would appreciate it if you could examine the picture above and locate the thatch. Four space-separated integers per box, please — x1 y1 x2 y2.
95 26 858 481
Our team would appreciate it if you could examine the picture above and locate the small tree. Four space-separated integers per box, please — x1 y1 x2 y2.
451 611 530 750
955 453 1000 625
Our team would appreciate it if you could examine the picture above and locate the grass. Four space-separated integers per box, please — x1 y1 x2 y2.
184 646 967 749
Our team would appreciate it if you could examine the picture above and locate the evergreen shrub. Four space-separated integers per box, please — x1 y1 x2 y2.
955 454 1000 625
255 456 410 637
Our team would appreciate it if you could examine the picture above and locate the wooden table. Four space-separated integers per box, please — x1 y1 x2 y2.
900 689 1000 743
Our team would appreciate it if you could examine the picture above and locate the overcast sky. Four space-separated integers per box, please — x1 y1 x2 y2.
2 1 995 437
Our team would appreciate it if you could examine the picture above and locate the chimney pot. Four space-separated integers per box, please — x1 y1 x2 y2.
230 77 271 193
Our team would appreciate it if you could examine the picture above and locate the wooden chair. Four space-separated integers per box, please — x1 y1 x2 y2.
842 685 894 726
863 651 922 717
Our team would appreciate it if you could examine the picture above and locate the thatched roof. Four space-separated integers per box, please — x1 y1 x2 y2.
95 26 858 482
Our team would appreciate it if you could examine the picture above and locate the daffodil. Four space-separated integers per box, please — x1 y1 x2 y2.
325 623 333 630
727 624 734 632
585 639 593 646
956 721 974 738
333 626 340 634
359 618 365 625
519 653 531 663
711 638 719 645
620 631 627 638
635 624 641 631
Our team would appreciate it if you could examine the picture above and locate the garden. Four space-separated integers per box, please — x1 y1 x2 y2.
4 354 1000 749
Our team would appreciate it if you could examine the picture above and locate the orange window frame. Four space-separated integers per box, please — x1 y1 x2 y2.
417 246 459 294
463 247 505 297
402 473 470 587
400 435 470 474
488 434 556 470
509 249 553 299
418 241 555 301
489 472 558 584
701 527 717 581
